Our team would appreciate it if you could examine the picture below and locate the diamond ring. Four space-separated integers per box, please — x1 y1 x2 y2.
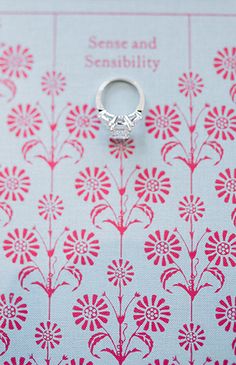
96 77 145 140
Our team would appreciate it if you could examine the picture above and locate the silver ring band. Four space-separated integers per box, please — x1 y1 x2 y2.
96 77 145 140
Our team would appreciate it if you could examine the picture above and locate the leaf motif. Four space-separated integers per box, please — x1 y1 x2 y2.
135 204 154 228
206 267 225 292
196 156 211 166
54 281 69 291
0 78 16 102
173 156 190 167
127 219 142 227
232 337 236 355
205 140 224 165
161 141 180 165
0 329 10 356
230 83 236 103
101 348 118 359
35 154 50 164
160 267 179 293
65 139 84 163
0 202 13 226
31 281 48 293
103 219 118 229
134 332 153 359
90 204 109 228
88 332 108 359
22 139 41 163
197 282 213 293
173 282 190 295
125 348 141 359
231 208 236 227
64 266 83 291
18 265 39 291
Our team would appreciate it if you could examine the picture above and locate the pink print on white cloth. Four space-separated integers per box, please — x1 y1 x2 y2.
41 71 66 96
0 45 33 79
3 228 39 264
0 293 28 330
178 72 204 97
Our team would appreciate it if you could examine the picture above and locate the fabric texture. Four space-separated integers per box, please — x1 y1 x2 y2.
0 2 235 365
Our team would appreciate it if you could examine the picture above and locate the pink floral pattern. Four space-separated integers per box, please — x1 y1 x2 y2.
145 105 181 139
215 296 236 332
144 230 181 266
135 167 171 203
0 293 27 330
179 195 205 222
41 70 66 96
133 295 171 332
63 229 100 265
7 104 42 138
204 106 236 140
35 321 62 349
178 323 206 351
3 228 39 264
0 166 30 202
107 259 134 286
215 168 236 204
0 14 234 365
38 194 64 220
72 294 110 331
66 360 93 365
0 45 33 78
214 47 236 81
178 72 204 97
148 361 173 365
3 358 32 365
109 138 135 159
75 167 111 202
205 231 236 267
66 105 101 139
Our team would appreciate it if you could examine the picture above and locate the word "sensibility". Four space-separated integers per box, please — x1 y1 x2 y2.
85 54 160 72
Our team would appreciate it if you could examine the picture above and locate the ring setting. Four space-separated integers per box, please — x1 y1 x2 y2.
96 78 145 140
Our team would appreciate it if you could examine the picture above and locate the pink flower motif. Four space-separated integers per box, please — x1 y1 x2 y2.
215 295 236 332
178 323 206 351
3 228 39 265
7 104 42 138
66 360 93 365
215 168 236 204
35 321 62 349
204 106 236 140
135 167 171 203
178 72 204 97
107 259 134 287
133 295 171 332
72 294 110 331
4 358 32 365
0 293 27 330
214 361 235 365
144 230 181 266
63 229 100 265
179 195 205 222
0 45 33 78
214 47 236 81
0 166 30 202
41 70 66 96
38 194 64 221
205 231 236 267
66 104 101 139
148 361 172 365
145 105 181 139
75 167 111 203
109 138 135 159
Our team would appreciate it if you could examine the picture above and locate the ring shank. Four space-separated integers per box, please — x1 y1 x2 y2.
96 77 145 114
